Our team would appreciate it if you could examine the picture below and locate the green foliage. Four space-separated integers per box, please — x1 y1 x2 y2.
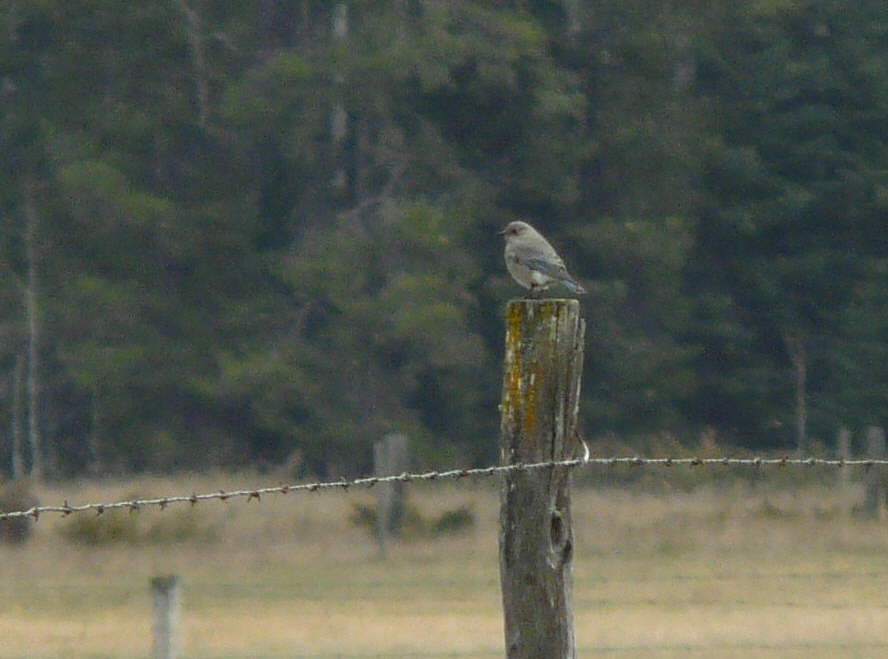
62 511 142 546
350 500 475 539
61 507 218 546
349 501 424 538
691 0 888 444
0 1 886 477
431 504 476 536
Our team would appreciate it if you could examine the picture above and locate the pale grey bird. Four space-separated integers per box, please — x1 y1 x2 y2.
498 221 586 298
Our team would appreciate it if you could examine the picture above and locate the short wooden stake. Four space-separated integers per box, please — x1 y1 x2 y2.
152 575 181 659
498 299 584 659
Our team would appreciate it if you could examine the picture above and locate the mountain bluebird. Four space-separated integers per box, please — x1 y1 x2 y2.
498 221 586 298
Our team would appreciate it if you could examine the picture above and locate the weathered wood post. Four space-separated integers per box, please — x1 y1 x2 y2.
836 427 851 491
374 432 410 557
864 426 886 521
498 299 584 659
152 575 181 659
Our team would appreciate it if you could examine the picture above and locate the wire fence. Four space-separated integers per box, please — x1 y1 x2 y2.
3 455 888 522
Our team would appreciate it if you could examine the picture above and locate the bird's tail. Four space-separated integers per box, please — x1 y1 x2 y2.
560 277 586 295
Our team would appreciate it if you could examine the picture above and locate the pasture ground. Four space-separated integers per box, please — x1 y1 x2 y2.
1 468 887 657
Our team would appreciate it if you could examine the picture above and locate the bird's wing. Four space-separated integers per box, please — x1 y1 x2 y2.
514 254 569 279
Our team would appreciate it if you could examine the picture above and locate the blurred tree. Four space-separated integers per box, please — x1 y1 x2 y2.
214 1 568 470
691 0 888 448
833 259 888 431
0 2 66 478
0 0 885 476
540 1 709 437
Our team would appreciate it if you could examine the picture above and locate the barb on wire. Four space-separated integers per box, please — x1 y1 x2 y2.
2 456 888 522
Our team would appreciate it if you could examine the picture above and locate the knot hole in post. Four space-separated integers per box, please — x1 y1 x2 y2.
550 507 573 564
550 509 564 547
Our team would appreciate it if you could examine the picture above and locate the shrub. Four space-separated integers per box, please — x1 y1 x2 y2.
0 480 38 545
60 506 218 546
63 510 141 546
350 501 475 538
431 505 475 535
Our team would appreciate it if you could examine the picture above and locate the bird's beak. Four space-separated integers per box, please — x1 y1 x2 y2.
496 229 506 236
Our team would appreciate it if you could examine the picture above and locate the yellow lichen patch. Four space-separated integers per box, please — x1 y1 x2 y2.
501 302 525 422
503 300 578 446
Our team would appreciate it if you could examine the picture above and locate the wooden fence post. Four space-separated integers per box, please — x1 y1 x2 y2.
152 575 181 659
498 299 584 659
374 433 409 557
864 426 886 521
836 427 851 490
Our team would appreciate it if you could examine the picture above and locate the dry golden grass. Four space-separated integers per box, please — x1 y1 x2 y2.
1 471 887 657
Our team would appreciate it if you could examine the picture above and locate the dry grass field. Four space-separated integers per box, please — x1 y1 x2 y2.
1 469 888 658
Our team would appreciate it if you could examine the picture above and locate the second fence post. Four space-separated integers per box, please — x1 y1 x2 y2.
374 432 409 557
864 426 887 521
498 299 585 659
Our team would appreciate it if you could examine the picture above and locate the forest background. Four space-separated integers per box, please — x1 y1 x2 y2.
1 1 886 479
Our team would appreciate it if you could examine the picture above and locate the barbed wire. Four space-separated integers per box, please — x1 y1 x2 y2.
2 455 888 522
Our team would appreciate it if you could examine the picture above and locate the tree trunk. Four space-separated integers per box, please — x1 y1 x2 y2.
23 181 42 480
331 2 349 192
174 0 210 129
784 335 807 455
88 386 102 475
564 0 581 39
11 353 25 480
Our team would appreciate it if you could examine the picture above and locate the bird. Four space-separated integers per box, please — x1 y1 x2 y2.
498 221 586 298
